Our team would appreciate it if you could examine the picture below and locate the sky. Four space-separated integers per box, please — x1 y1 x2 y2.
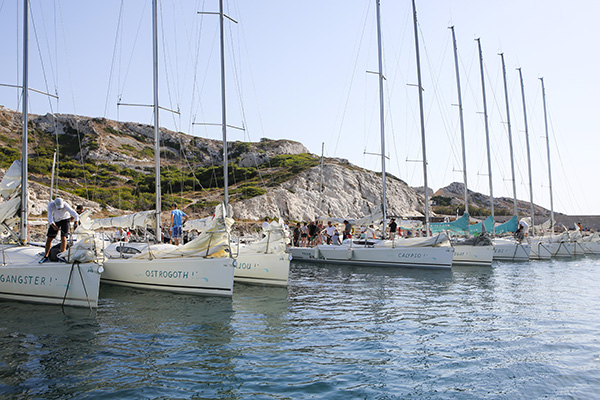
0 0 598 216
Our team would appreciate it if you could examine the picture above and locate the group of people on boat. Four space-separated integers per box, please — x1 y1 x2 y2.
290 219 393 247
289 217 436 247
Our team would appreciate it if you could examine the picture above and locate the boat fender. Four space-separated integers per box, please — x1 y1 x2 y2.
346 248 353 260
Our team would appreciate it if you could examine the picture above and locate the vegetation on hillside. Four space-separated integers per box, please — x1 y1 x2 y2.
0 121 319 212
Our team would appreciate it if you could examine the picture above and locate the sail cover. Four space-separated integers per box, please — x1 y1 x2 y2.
85 210 156 230
494 215 518 234
469 215 495 234
430 213 469 234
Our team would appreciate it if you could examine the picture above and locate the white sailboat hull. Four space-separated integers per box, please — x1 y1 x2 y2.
0 246 102 308
529 240 552 260
234 250 290 287
528 237 574 258
305 244 454 269
289 246 320 262
452 245 494 266
548 242 574 257
575 240 600 255
101 256 235 297
492 239 531 261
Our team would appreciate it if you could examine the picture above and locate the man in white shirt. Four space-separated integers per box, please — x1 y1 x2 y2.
324 221 336 244
39 197 79 263
365 225 376 240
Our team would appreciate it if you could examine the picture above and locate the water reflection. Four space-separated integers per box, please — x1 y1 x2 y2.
0 303 100 398
1 257 599 399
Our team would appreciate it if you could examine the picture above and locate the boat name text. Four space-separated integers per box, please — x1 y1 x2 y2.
0 274 46 285
145 270 189 279
398 252 423 259
236 262 258 270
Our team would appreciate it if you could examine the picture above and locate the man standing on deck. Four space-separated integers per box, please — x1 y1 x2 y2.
388 218 397 239
171 203 188 246
39 198 79 263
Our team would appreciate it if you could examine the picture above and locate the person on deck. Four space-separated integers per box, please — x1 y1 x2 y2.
365 225 376 240
332 229 341 245
388 218 397 239
343 220 352 241
293 223 301 247
39 198 79 263
308 221 318 246
323 221 336 245
300 222 309 246
171 203 188 246
74 204 85 228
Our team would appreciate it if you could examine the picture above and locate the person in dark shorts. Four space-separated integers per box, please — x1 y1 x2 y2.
170 203 188 245
388 218 397 239
39 198 79 263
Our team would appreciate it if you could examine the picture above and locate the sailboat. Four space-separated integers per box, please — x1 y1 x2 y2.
95 0 235 296
527 78 574 258
432 26 494 267
184 0 290 287
474 42 530 261
297 0 454 269
516 68 552 260
0 0 102 308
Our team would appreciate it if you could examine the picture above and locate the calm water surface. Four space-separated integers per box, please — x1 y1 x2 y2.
1 257 599 399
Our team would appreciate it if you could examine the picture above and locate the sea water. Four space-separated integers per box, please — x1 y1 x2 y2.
1 257 599 399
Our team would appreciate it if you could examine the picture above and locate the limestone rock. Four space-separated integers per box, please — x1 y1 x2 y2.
232 163 425 221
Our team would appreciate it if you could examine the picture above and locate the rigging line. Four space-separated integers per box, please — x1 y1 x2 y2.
54 0 58 97
228 9 247 137
29 3 55 113
15 1 20 110
58 0 90 199
30 0 63 194
104 0 125 117
547 105 584 214
188 1 202 132
190 22 220 138
482 61 510 187
418 23 455 190
236 8 266 142
158 1 180 132
36 0 59 97
118 0 148 100
422 27 460 170
332 0 371 158
189 1 206 133
176 0 200 133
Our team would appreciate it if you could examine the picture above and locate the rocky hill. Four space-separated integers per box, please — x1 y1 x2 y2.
433 182 552 220
0 106 562 224
0 106 427 222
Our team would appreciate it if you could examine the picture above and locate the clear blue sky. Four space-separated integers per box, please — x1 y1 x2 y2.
1 0 598 217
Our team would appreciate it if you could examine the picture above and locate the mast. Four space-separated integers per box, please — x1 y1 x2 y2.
412 0 429 234
449 26 468 215
20 0 29 244
476 39 494 227
152 0 161 241
540 78 554 231
375 0 387 226
219 0 229 217
499 53 518 216
518 68 534 229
